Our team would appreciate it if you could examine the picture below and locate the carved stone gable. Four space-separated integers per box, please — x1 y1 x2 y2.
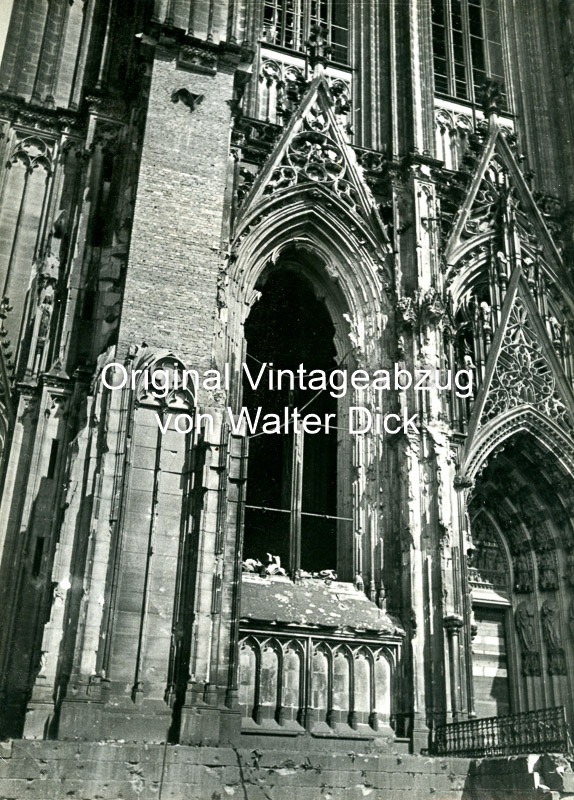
482 297 570 428
466 266 574 440
263 113 361 211
235 76 386 237
445 124 564 275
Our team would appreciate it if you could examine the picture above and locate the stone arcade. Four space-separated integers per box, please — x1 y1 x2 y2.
0 1 574 798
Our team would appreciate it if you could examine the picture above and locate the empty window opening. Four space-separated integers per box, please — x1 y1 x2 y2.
243 269 342 575
47 439 59 479
32 538 44 578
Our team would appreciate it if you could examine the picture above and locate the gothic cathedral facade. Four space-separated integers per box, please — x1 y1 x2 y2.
0 0 573 775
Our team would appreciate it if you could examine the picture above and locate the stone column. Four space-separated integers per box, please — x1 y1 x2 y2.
444 614 464 722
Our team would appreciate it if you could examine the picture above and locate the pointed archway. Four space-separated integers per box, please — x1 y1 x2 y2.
466 432 574 729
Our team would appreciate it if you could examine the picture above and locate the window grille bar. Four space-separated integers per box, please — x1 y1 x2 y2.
245 504 352 522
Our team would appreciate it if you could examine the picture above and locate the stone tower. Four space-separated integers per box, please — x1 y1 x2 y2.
0 0 574 795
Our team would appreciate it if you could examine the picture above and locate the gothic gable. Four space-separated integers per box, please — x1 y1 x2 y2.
236 76 387 242
445 123 564 286
467 265 574 440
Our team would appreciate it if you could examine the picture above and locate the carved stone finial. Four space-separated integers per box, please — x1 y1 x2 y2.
477 78 504 124
305 25 331 76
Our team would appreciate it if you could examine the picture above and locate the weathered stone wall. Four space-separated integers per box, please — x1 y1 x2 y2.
0 740 567 800
0 741 473 800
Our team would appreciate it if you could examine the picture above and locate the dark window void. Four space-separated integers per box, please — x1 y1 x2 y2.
82 288 96 321
32 538 44 578
47 439 59 479
243 269 338 574
431 0 506 108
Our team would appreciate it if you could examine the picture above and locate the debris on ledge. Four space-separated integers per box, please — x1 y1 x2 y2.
240 573 404 637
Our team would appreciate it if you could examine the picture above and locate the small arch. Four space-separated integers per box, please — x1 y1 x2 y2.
311 643 331 722
373 649 393 726
462 406 574 484
281 639 305 723
260 638 282 720
331 645 351 725
466 510 511 594
230 200 391 357
238 637 260 721
353 647 372 728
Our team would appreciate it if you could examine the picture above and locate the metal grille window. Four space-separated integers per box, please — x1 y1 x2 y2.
263 0 349 64
432 0 506 107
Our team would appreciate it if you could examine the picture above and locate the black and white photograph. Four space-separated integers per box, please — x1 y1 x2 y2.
0 0 572 797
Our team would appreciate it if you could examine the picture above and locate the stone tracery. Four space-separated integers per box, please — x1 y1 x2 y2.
482 298 571 428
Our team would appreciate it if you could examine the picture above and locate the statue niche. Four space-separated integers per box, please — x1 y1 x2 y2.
515 601 541 677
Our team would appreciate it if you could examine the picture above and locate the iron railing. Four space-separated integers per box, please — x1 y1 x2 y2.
432 706 571 758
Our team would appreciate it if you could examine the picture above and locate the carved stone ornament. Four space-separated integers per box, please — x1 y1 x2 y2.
541 600 567 676
305 24 332 70
420 288 447 324
10 134 54 173
178 45 218 74
171 89 204 113
538 549 559 591
477 78 506 117
443 614 464 634
515 600 537 652
395 288 446 331
482 298 571 429
513 550 533 593
395 296 417 327
85 94 127 121
264 125 360 213
521 650 542 677
259 98 363 216
467 517 508 590
462 162 500 239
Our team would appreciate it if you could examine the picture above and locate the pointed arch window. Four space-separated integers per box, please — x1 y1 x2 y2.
431 0 506 108
263 0 349 64
242 266 352 579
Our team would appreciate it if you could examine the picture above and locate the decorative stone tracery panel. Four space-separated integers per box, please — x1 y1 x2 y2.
238 633 394 734
257 48 352 130
261 107 362 217
482 299 570 428
467 515 508 591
